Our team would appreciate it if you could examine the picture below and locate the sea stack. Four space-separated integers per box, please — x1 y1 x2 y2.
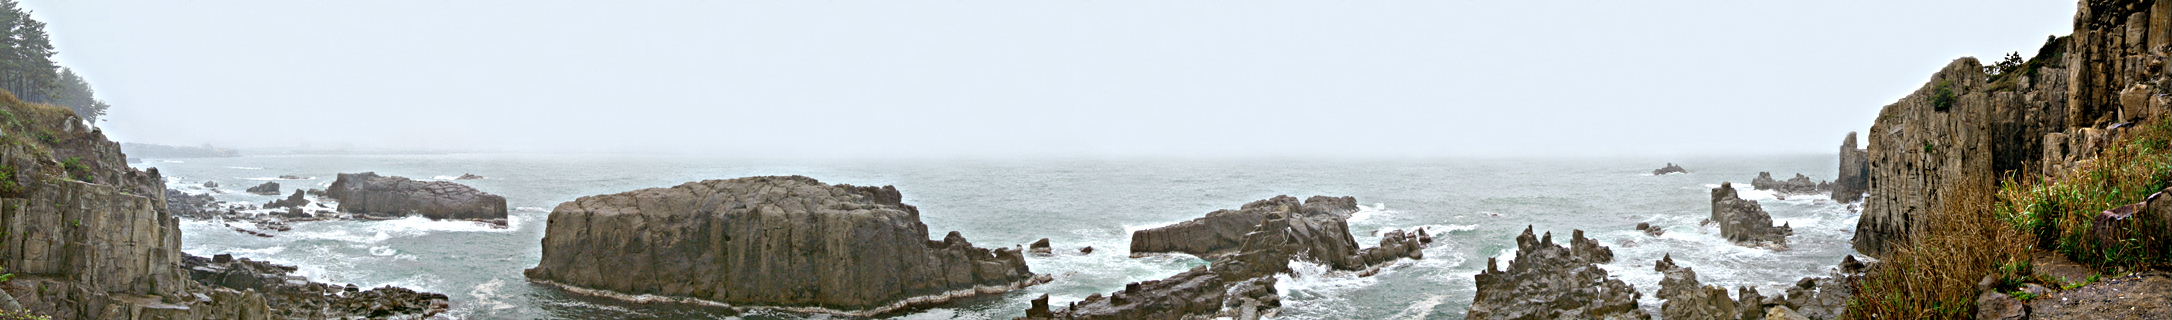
524 176 1045 315
1711 182 1793 249
324 172 507 221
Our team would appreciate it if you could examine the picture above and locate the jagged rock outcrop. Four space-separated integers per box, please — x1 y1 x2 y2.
164 189 220 219
262 190 308 209
1710 182 1793 249
1130 195 1394 270
1653 163 1690 175
243 181 279 195
525 176 1046 315
1749 172 1831 195
201 181 217 188
1651 254 1863 320
1468 227 1644 320
324 172 506 221
182 254 449 318
1835 132 1871 203
1026 196 1426 319
1857 0 2172 256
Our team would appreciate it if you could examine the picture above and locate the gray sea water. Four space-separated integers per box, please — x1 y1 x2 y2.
137 154 1859 319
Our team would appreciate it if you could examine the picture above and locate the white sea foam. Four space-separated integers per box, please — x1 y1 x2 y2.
1388 294 1450 320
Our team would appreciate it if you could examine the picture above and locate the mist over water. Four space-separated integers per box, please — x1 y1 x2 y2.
146 153 1854 319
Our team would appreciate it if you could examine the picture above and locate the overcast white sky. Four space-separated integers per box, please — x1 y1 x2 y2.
23 1 2075 158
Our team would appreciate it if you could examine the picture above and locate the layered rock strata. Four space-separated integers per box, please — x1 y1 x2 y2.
1468 227 1644 320
1711 182 1793 249
524 176 1046 315
325 172 506 222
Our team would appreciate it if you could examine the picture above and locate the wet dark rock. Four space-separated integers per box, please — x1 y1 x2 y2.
1709 182 1792 249
1132 195 1394 270
1635 222 1665 236
455 173 485 180
202 180 218 188
526 176 1045 315
165 188 222 219
325 172 507 221
183 254 449 318
276 175 304 180
244 181 280 195
1030 196 1424 319
1468 227 1644 320
1653 163 1690 175
1749 172 1832 196
263 190 309 209
1030 238 1054 256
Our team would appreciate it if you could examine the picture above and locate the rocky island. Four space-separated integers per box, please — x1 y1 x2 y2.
1709 182 1792 249
1026 195 1429 319
325 172 507 223
524 176 1047 316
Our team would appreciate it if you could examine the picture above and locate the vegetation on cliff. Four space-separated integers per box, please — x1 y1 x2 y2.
1999 117 2172 269
0 0 109 122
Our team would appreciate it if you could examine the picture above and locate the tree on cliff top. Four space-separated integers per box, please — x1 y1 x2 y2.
0 0 108 123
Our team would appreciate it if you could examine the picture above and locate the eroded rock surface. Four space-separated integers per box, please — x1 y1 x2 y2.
1468 227 1645 320
1834 132 1871 203
1028 196 1426 319
525 176 1045 315
244 181 279 195
1750 172 1831 196
1710 182 1793 249
183 254 449 318
1651 255 1862 320
325 172 506 221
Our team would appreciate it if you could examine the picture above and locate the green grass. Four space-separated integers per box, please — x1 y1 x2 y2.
1996 118 2172 270
59 157 89 182
1931 79 1957 112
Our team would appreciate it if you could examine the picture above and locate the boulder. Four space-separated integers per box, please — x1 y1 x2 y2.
455 173 485 180
1030 238 1054 256
1468 227 1645 320
202 180 218 188
1635 222 1665 236
1711 182 1792 249
324 172 507 221
1653 163 1690 175
525 176 1045 315
244 181 280 195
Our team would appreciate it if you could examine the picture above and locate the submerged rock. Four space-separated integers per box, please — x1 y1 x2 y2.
1468 227 1644 320
455 173 485 180
1653 163 1690 175
1635 222 1665 236
325 172 507 221
1710 182 1792 249
244 181 280 195
202 180 219 188
525 176 1045 315
1030 238 1054 256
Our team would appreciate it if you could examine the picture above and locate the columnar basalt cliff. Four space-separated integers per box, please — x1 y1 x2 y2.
324 172 507 221
1834 132 1870 203
524 176 1045 315
1855 0 2171 256
1026 196 1427 319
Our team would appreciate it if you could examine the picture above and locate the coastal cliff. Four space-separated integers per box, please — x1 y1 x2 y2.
524 176 1045 316
1854 0 2169 257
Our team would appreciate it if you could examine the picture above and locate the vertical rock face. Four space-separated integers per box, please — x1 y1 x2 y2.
1834 132 1870 203
324 172 507 221
1858 0 2172 257
1711 182 1793 249
524 176 1044 315
1468 227 1645 320
0 94 276 319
